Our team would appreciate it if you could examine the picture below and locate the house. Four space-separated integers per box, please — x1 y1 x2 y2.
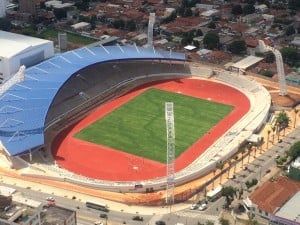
71 22 91 31
243 176 300 220
255 4 268 13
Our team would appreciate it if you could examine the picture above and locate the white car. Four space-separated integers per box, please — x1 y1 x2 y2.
46 197 55 202
198 203 207 211
190 204 198 210
94 221 104 225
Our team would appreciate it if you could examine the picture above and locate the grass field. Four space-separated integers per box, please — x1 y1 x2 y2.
74 88 233 163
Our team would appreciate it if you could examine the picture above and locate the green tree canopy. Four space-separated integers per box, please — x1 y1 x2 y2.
53 8 67 19
227 40 247 54
289 141 300 160
243 4 255 14
275 111 290 132
285 25 296 36
265 51 275 63
280 47 299 67
288 0 300 9
203 32 219 50
231 4 243 15
0 18 12 31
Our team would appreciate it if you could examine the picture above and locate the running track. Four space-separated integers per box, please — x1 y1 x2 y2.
52 78 250 181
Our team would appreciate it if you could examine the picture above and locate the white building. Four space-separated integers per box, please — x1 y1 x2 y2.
0 31 54 81
0 0 7 18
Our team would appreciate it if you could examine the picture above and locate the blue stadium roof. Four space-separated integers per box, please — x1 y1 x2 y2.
0 45 185 155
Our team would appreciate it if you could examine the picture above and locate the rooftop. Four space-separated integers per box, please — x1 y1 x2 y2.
250 176 300 214
0 31 52 58
274 191 300 223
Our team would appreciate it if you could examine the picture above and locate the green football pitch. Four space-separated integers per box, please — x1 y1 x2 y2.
74 88 233 163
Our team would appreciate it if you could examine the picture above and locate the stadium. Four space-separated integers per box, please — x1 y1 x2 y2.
0 41 271 195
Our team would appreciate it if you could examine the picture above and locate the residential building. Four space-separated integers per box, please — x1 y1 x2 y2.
243 176 300 220
19 0 42 15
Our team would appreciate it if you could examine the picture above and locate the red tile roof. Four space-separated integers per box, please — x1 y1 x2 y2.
249 176 300 214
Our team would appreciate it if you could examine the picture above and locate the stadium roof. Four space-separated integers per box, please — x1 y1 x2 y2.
231 55 263 70
0 45 185 156
0 30 52 58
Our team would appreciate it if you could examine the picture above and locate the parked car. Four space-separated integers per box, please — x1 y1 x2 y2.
198 203 207 211
155 220 166 225
46 197 55 202
100 214 107 219
190 204 198 210
132 216 143 221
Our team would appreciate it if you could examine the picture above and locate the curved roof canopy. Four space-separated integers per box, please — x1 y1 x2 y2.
0 45 185 155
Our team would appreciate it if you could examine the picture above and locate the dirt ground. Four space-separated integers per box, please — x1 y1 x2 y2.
250 76 300 107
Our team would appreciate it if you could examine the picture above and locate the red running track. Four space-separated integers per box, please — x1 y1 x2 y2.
52 78 250 181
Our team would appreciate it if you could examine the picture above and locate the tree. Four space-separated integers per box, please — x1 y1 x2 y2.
0 18 12 31
265 52 275 63
231 4 243 15
183 8 193 17
203 32 219 50
221 186 236 208
54 8 67 19
280 47 299 67
227 159 232 178
75 0 90 11
233 155 238 174
267 130 271 149
206 221 214 225
217 161 224 184
239 145 245 168
272 126 276 143
289 141 300 160
196 29 203 36
227 40 247 54
286 25 296 36
243 4 255 15
275 111 290 137
207 21 216 29
247 143 252 163
294 108 299 128
219 218 230 225
288 0 300 9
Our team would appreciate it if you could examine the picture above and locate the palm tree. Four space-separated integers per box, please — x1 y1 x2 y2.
267 130 271 149
272 126 276 143
294 108 299 128
247 143 252 164
259 137 264 154
233 155 238 175
240 147 245 169
227 159 232 178
217 161 224 184
212 167 217 190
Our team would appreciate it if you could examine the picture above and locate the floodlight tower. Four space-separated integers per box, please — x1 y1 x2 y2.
258 40 288 96
147 13 156 47
165 102 175 206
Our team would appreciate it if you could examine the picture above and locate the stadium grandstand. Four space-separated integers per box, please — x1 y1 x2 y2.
0 42 271 193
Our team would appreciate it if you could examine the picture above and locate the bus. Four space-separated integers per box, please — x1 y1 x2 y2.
206 185 222 202
86 201 109 212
